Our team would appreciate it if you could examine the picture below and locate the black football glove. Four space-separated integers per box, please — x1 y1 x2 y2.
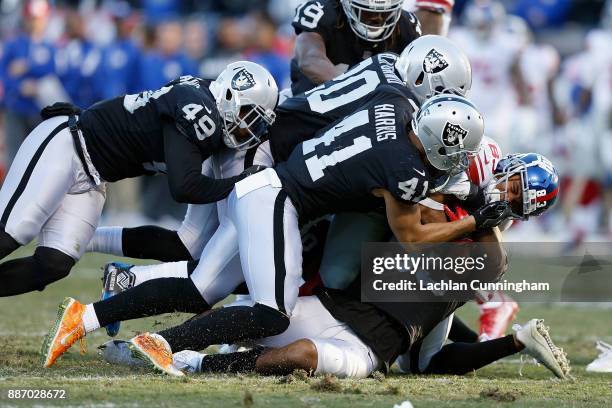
240 165 267 178
473 201 512 230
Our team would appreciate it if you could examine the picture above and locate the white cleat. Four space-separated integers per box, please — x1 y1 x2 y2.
98 340 144 367
514 319 570 379
172 350 206 373
586 341 612 373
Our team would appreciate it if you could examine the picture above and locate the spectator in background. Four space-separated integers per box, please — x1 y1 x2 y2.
137 19 197 90
0 0 56 166
96 1 141 99
200 17 246 78
184 17 209 75
244 11 290 89
55 7 101 108
138 18 196 222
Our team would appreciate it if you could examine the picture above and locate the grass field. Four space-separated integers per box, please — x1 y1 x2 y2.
1 249 611 407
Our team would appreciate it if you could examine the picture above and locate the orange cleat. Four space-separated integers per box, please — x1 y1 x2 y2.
128 333 184 376
41 297 86 368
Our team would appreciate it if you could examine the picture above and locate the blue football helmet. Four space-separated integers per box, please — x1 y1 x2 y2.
493 153 560 219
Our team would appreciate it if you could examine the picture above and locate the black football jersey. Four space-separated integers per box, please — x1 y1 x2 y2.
290 0 421 94
275 87 430 224
270 52 418 163
79 76 224 182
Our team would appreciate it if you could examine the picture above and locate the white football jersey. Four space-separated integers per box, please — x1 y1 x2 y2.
450 28 521 110
520 44 559 120
467 135 503 187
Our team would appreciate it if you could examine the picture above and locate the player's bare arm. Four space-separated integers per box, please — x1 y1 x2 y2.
415 9 445 35
376 188 476 243
294 32 347 85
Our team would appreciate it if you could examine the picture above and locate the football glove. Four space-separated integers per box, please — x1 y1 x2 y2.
473 201 512 230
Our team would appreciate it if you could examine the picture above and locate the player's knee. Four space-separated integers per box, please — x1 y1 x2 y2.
32 247 75 290
284 339 318 372
0 229 20 258
253 303 290 337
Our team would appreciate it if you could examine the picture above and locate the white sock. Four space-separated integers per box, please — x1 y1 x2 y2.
86 226 124 256
132 261 189 286
82 303 101 333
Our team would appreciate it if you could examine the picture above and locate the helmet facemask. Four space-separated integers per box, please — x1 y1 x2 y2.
341 0 403 43
489 156 533 220
216 83 276 150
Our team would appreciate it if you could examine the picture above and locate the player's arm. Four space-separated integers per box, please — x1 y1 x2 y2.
414 0 454 35
294 32 347 85
163 121 242 204
511 54 531 106
377 188 476 243
414 9 444 35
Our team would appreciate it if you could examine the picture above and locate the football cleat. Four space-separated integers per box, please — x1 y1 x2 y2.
478 292 519 339
173 350 206 373
586 341 612 373
41 297 86 368
127 333 184 376
98 340 144 367
514 319 570 379
101 262 135 337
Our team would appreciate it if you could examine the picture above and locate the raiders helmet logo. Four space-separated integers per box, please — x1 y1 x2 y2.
442 122 468 147
423 49 449 74
231 68 256 91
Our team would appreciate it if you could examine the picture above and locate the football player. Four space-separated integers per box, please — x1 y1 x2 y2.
0 61 278 297
290 0 421 95
104 154 566 380
38 91 509 370
85 34 472 265
78 35 472 339
450 1 529 152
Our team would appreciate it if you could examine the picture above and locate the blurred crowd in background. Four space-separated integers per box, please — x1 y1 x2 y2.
0 0 610 244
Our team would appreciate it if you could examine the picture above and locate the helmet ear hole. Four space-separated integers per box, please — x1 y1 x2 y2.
225 89 233 101
438 146 447 156
415 71 425 86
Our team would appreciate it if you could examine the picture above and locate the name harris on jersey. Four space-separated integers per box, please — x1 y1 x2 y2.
374 103 397 142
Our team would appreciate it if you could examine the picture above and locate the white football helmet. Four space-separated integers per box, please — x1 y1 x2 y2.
412 94 484 173
340 0 404 42
209 61 278 150
396 35 472 104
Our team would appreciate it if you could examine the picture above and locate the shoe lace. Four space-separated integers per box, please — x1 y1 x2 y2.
512 323 537 377
79 337 87 355
513 321 572 379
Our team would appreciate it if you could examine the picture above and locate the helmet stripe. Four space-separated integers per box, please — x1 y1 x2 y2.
419 95 479 116
536 186 559 203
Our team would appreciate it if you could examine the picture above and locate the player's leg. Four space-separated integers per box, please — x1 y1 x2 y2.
172 296 380 378
41 209 244 366
151 181 303 353
87 202 218 262
413 318 569 378
396 314 454 374
87 160 218 262
0 118 87 296
318 211 390 289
